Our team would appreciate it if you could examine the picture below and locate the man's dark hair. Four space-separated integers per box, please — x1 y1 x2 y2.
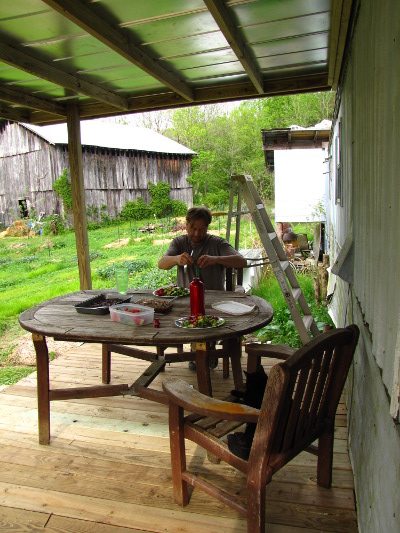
186 206 212 227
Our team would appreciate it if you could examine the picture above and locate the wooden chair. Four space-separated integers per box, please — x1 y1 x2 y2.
162 325 359 533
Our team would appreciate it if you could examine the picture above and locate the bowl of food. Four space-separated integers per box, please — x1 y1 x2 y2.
135 297 174 314
110 303 154 326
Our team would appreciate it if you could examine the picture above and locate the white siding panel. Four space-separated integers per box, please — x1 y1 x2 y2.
333 0 400 416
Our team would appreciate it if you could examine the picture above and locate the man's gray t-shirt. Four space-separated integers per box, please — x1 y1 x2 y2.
164 234 241 290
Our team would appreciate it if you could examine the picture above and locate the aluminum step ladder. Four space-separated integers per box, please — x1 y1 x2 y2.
227 174 320 344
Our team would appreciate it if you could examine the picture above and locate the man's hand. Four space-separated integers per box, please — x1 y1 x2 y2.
197 255 216 268
178 252 194 267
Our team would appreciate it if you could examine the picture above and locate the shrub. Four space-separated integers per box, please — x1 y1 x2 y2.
53 169 72 210
169 199 188 216
96 259 151 280
120 197 151 221
42 214 66 235
149 182 171 217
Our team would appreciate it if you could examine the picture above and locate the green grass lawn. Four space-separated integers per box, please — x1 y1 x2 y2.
1 215 330 385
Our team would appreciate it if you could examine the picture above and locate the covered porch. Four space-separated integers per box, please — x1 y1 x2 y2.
0 343 357 532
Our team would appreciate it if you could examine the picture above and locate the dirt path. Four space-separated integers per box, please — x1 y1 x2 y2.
7 333 80 366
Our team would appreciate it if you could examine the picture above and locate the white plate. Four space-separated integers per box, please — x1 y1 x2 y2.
211 300 255 315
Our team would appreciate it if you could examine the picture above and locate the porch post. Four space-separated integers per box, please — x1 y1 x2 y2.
66 105 92 290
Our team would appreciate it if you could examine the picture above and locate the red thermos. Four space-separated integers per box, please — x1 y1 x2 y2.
190 277 205 316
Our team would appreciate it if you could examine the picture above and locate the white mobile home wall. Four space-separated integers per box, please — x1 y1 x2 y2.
327 0 400 531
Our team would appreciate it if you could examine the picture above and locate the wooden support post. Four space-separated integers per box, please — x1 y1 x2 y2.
314 274 320 304
320 254 329 306
66 105 92 290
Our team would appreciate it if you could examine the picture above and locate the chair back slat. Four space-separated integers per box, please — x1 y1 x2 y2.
294 356 323 442
281 362 311 450
305 346 334 431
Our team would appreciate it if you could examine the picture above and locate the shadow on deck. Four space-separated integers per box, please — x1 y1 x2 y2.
0 342 358 532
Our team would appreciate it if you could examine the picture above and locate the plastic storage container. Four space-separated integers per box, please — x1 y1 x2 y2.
110 303 154 326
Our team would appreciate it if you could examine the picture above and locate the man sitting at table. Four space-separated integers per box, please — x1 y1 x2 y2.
158 206 247 369
158 206 246 290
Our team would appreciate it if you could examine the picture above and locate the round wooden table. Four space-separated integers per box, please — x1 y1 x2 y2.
19 289 273 444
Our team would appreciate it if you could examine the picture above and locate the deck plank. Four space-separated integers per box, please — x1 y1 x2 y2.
0 342 358 532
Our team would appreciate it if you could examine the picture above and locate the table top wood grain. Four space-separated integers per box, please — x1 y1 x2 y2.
19 289 274 345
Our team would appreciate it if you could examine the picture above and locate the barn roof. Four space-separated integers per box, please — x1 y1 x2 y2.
21 120 196 155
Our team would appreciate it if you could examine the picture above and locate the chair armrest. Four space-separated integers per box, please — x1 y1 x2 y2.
162 379 259 423
245 343 296 360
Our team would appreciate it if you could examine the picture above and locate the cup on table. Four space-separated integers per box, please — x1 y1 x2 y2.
115 267 129 294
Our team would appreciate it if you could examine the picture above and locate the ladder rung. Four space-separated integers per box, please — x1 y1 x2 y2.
303 315 314 331
268 231 277 240
292 288 302 301
280 260 290 271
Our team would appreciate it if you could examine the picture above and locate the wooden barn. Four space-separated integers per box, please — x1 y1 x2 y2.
0 120 195 226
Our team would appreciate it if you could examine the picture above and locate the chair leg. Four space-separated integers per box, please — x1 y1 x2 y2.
246 353 261 374
246 481 266 533
317 428 334 488
222 356 229 378
169 403 189 506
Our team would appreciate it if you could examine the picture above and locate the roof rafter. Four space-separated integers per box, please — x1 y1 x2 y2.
0 104 30 123
0 86 66 117
203 0 264 94
0 41 129 111
41 0 194 102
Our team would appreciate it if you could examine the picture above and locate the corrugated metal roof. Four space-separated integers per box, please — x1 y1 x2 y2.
22 120 195 154
0 1 355 125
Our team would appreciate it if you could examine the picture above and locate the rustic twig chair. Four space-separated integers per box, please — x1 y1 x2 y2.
162 325 359 533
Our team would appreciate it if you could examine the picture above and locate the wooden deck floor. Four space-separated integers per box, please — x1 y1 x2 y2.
0 342 358 532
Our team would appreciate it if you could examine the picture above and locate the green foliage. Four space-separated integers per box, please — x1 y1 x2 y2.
0 366 34 385
42 214 66 235
121 183 187 220
251 271 333 348
96 259 151 280
120 197 151 221
53 169 72 210
149 182 171 217
166 92 334 204
169 199 188 216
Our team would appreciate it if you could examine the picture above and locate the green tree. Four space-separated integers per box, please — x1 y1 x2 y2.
165 92 335 206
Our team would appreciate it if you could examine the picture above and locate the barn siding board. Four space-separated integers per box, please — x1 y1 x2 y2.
0 122 193 225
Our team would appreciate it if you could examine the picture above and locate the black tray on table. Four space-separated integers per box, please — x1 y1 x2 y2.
74 294 131 315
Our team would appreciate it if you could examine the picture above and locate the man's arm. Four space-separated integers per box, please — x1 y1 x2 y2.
158 252 193 270
197 253 247 269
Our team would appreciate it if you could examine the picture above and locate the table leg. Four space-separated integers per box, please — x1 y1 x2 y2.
32 334 50 445
225 338 244 391
195 342 212 396
102 344 111 384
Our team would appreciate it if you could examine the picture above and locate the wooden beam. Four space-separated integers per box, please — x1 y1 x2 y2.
328 0 354 88
0 86 66 116
0 41 129 111
66 105 92 291
0 104 30 123
28 74 330 125
42 0 194 102
203 0 264 94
